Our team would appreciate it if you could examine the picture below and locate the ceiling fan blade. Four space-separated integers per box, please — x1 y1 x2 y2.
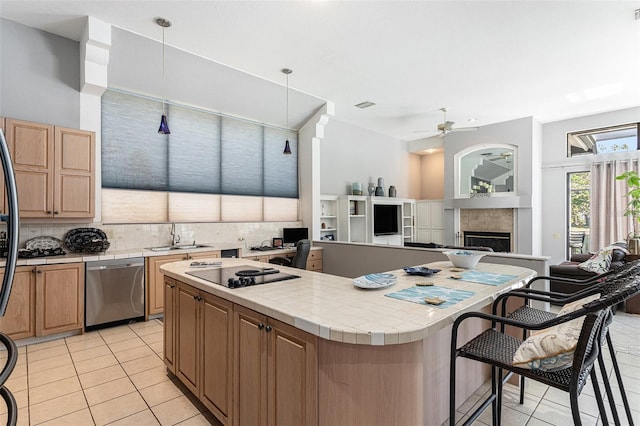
450 126 479 132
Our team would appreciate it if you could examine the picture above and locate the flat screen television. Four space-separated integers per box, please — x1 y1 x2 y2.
283 227 309 244
373 204 399 235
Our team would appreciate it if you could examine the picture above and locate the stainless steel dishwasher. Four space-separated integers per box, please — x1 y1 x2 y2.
85 257 145 330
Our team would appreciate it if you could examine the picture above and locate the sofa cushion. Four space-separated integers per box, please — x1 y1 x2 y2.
512 294 600 371
579 244 629 274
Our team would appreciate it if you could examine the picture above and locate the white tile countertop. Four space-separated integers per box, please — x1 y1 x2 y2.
0 243 232 267
161 258 535 346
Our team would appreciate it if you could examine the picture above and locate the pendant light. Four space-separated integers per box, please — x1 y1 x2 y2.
156 17 172 134
282 68 293 154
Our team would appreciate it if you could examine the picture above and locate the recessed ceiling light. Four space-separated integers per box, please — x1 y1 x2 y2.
355 101 375 109
468 117 477 122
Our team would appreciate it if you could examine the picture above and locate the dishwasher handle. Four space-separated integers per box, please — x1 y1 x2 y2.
86 262 144 271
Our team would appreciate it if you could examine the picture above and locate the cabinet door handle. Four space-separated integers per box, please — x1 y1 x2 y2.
46 210 52 215
193 295 199 300
31 268 37 274
37 270 42 274
265 325 272 333
54 210 59 215
169 284 176 289
258 323 264 330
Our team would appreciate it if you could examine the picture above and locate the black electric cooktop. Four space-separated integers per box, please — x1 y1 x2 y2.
186 265 300 289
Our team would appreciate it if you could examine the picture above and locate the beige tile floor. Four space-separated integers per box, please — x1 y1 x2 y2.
0 319 221 426
0 313 637 425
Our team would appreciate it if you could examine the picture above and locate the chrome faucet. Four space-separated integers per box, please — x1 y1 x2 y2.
170 223 181 246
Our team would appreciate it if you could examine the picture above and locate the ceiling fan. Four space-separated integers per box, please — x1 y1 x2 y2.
414 107 479 137
486 151 513 162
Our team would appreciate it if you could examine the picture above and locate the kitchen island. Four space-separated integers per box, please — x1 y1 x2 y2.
161 258 535 426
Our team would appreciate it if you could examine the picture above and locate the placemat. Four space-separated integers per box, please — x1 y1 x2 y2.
450 270 518 286
385 286 475 309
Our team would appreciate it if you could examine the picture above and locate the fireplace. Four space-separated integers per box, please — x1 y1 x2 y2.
464 231 511 252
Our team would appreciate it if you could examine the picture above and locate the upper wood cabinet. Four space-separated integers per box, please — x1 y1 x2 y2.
4 118 95 219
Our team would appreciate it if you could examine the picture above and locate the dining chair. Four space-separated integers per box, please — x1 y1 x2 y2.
450 276 640 426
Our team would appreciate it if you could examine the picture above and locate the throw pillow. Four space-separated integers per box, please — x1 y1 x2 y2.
578 244 629 274
512 294 599 371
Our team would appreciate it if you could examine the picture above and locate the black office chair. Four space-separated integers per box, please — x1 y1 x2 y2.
269 239 311 269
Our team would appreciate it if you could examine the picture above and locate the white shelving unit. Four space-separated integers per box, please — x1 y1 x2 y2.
368 197 404 246
402 200 416 242
319 195 339 241
337 195 368 243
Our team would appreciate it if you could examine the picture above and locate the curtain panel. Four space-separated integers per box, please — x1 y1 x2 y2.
590 158 640 249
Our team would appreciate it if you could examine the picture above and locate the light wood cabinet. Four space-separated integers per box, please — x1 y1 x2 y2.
306 250 323 272
35 263 84 336
4 118 95 219
146 250 220 318
234 304 317 426
163 277 177 373
0 266 36 339
174 281 233 425
0 263 83 339
147 254 184 317
166 279 317 426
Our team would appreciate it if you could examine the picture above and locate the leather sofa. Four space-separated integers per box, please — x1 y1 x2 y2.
549 247 627 294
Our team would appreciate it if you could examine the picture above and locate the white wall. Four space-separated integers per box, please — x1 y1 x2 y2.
442 116 541 255
0 18 80 127
540 106 640 266
320 118 411 197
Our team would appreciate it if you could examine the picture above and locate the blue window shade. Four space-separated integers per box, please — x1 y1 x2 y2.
220 117 263 196
264 127 298 197
100 89 298 198
167 103 221 193
102 90 169 190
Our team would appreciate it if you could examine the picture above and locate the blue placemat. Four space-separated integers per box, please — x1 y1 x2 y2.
385 286 475 309
451 270 518 286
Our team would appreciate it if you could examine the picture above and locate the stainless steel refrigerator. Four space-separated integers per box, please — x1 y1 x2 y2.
0 128 20 425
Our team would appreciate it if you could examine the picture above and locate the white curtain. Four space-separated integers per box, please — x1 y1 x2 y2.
590 159 640 249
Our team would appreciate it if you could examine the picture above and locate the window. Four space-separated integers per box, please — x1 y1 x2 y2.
567 123 639 157
567 171 590 257
101 89 298 223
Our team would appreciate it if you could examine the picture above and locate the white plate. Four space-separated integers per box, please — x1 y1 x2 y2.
25 236 63 251
353 273 397 289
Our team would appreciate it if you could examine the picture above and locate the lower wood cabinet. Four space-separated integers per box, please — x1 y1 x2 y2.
0 263 84 339
146 250 220 318
0 266 36 339
234 305 318 426
173 280 233 425
165 278 318 426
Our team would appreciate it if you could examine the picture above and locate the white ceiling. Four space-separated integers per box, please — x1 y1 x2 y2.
1 0 639 141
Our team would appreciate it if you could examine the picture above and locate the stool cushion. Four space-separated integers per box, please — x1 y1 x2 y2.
512 294 599 371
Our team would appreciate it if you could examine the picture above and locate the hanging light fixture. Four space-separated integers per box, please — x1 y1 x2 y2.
156 17 172 134
282 68 293 154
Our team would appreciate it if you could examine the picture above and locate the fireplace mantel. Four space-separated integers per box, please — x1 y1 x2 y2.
444 194 531 210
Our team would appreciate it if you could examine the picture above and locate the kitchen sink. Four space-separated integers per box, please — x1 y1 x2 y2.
147 244 211 251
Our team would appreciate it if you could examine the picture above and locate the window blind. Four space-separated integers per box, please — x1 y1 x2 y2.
101 89 299 223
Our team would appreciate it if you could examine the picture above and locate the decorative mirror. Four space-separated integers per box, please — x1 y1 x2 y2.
455 144 517 197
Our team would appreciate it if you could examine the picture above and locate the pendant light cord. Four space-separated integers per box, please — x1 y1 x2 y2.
162 26 166 115
286 72 289 129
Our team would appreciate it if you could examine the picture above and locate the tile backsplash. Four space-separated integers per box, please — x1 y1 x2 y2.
14 222 303 252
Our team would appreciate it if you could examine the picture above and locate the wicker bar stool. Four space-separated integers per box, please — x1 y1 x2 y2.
493 261 640 425
450 278 640 426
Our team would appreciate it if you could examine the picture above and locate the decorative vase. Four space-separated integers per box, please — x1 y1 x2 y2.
352 182 362 196
377 177 385 189
389 186 397 197
367 182 376 196
375 186 384 196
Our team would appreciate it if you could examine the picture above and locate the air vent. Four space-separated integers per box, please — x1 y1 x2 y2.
355 101 376 109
